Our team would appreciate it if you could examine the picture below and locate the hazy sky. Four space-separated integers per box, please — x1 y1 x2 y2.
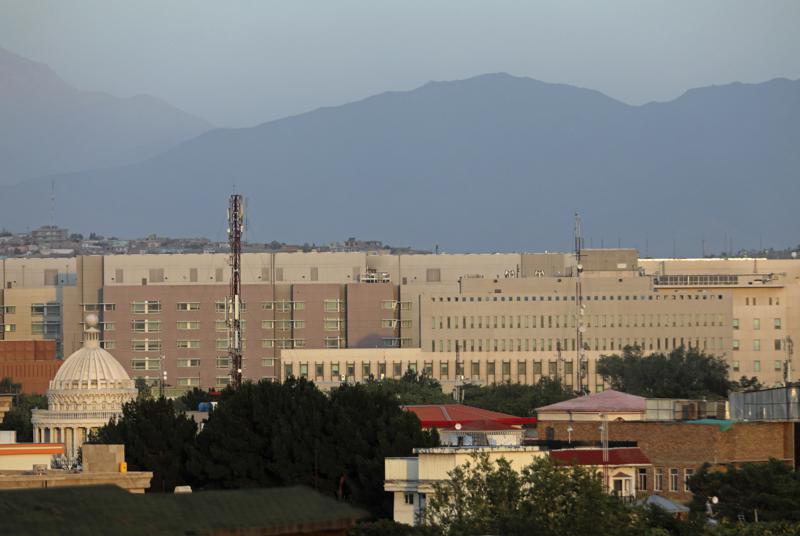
2 1 799 127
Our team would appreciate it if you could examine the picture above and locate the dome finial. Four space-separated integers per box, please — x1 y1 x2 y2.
83 313 100 348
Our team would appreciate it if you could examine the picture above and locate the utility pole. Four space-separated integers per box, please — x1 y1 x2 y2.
575 214 587 393
227 194 245 389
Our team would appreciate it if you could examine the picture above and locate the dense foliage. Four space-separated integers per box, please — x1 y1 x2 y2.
688 460 800 523
597 346 731 399
174 387 215 412
88 397 198 492
187 378 437 517
461 378 573 416
361 370 452 405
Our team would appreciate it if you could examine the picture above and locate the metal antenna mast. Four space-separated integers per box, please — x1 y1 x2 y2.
575 213 587 392
227 194 245 389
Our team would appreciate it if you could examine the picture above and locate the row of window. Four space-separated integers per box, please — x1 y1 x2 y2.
432 336 725 353
733 318 781 330
432 313 726 330
433 293 724 303
284 359 594 383
131 357 278 370
639 467 694 493
129 299 356 314
744 297 780 306
732 360 785 373
732 339 785 351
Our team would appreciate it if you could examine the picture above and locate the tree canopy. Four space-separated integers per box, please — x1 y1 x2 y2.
360 370 452 405
688 460 800 523
596 346 731 399
189 378 437 517
461 378 573 417
0 382 47 443
89 397 198 492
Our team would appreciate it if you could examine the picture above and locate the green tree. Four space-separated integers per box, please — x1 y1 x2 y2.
362 370 452 405
597 346 731 399
0 392 47 442
134 377 153 401
0 377 22 394
421 453 644 536
462 378 573 417
89 397 197 492
174 387 214 412
688 460 800 523
189 378 437 517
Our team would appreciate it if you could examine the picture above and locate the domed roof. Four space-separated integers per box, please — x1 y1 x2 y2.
50 314 135 390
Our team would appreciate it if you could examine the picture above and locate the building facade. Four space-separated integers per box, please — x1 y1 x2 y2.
2 251 798 391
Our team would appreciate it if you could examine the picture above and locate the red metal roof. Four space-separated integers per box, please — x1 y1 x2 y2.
550 447 651 466
403 404 537 428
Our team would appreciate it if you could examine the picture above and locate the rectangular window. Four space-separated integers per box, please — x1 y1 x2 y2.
669 469 679 492
732 318 739 330
176 321 200 330
177 377 200 387
753 318 761 330
3 324 16 332
131 339 162 352
176 302 200 311
775 318 782 330
177 358 201 368
262 301 274 310
733 340 740 351
261 358 275 367
216 356 231 369
753 339 761 351
775 339 783 351
754 360 761 372
637 468 648 492
176 340 201 349
131 300 161 314
732 361 740 372
655 468 663 492
775 360 783 371
2 306 16 314
215 376 230 387
684 469 694 492
132 320 161 333
323 299 346 312
261 320 274 329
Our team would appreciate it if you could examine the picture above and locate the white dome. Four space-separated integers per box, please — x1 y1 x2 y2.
50 315 134 390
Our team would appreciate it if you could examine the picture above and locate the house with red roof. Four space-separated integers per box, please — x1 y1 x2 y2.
550 447 652 498
403 404 536 446
536 390 646 422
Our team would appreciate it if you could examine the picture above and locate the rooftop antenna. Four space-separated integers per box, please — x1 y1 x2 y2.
227 193 245 389
50 180 56 228
574 213 587 393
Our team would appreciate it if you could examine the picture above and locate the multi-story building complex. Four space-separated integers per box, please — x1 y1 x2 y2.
1 250 798 392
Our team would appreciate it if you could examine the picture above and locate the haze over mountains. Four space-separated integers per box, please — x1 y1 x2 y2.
1 53 798 254
0 47 211 185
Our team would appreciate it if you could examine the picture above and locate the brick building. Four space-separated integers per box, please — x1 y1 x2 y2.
537 418 798 501
0 340 61 393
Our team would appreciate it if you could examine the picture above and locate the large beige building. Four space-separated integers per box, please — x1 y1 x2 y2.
1 250 798 391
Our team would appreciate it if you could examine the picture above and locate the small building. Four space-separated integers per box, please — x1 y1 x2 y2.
0 444 152 493
385 446 546 525
0 431 64 471
550 447 652 499
403 403 537 428
729 384 800 421
536 390 646 422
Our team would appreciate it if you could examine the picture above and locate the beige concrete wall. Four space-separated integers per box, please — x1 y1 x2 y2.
0 453 54 471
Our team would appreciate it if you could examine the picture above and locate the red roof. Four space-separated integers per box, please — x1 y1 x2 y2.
403 404 537 428
550 447 650 466
536 390 646 414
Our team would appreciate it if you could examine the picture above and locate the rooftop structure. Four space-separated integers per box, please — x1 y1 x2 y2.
536 390 646 421
30 314 137 457
0 484 364 535
403 404 536 428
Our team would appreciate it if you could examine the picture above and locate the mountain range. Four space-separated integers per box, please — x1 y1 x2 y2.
0 47 211 185
1 57 798 254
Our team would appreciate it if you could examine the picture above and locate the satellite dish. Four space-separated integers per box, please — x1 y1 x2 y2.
455 423 462 430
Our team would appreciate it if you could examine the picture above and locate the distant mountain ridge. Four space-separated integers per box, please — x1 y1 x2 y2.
1 72 798 254
0 47 212 184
